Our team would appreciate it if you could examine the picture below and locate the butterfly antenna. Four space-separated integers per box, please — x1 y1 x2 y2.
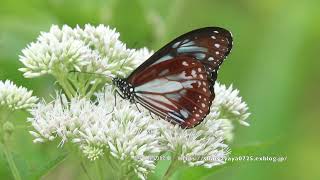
119 41 139 71
68 70 114 80
119 56 130 71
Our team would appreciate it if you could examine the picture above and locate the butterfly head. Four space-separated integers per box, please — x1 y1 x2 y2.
112 77 135 102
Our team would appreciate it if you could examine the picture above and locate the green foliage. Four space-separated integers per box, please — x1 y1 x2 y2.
28 152 68 179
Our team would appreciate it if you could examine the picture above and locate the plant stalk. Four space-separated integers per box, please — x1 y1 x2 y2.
2 141 22 180
162 153 182 180
95 160 104 180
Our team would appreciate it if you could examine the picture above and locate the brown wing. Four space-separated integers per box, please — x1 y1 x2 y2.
133 57 213 128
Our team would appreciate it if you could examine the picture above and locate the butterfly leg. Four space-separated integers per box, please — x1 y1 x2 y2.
115 89 125 99
105 91 116 115
134 102 141 113
164 115 172 124
149 111 154 119
106 89 123 115
119 42 139 70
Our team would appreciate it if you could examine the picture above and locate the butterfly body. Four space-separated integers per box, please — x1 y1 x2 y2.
113 27 233 128
112 77 135 103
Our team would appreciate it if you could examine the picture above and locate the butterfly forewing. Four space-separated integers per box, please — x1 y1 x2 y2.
123 27 232 128
128 27 233 85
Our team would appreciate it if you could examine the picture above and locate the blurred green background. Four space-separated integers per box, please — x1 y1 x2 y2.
1 0 319 179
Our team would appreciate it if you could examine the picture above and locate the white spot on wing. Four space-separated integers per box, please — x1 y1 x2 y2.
208 57 214 61
180 109 189 118
135 78 183 93
194 53 206 60
159 69 169 76
197 81 201 87
180 89 187 95
182 61 189 66
152 55 173 66
214 44 220 48
165 93 182 101
168 112 184 123
166 71 192 81
181 80 197 88
181 41 195 47
191 70 197 77
177 46 207 53
172 41 180 48
211 35 216 39
137 94 176 112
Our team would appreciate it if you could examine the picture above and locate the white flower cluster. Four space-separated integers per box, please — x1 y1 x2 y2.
0 80 38 110
19 24 153 78
212 82 250 127
28 90 161 179
23 24 250 179
28 82 249 179
160 122 229 168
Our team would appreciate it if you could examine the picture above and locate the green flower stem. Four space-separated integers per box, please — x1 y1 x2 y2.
83 79 92 94
55 75 75 99
95 160 103 180
83 76 98 91
105 153 121 179
85 79 102 99
78 74 90 96
55 80 72 99
163 152 182 180
63 78 77 96
1 141 21 180
67 77 81 94
105 153 133 180
80 161 93 180
0 117 21 180
119 162 131 180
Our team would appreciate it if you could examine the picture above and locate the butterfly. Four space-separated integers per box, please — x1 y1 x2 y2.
113 27 233 128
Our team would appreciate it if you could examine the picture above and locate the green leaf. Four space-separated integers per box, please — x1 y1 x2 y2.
149 159 171 180
28 152 69 179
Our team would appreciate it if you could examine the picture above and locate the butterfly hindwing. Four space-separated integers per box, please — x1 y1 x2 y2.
132 57 213 128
